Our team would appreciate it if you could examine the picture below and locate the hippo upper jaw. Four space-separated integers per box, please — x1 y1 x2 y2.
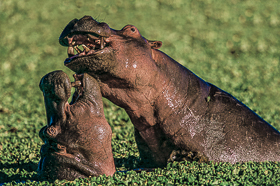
59 16 111 46
59 16 114 71
59 16 158 79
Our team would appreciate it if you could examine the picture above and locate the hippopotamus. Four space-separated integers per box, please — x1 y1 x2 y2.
38 70 115 180
58 16 280 167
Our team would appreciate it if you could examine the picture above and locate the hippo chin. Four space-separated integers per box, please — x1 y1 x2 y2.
59 16 280 167
38 71 115 180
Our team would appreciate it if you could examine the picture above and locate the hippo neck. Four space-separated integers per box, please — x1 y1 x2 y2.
99 49 211 130
99 56 166 108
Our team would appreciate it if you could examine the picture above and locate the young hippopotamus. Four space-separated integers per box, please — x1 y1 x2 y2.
58 16 280 167
38 70 115 180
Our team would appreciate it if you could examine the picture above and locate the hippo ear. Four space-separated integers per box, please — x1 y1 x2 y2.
147 40 162 49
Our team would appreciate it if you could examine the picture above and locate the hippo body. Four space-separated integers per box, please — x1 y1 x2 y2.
38 71 115 180
59 16 280 166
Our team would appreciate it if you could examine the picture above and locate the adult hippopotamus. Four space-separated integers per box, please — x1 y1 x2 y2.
59 16 280 167
38 70 115 180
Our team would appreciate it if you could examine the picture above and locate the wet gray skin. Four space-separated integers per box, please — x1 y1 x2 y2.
59 16 280 167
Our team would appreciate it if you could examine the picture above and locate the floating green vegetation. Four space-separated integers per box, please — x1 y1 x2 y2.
1 0 280 185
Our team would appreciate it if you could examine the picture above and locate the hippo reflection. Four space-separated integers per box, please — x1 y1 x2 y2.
38 70 115 180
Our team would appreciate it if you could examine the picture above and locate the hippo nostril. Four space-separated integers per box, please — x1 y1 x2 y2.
46 125 58 138
131 28 136 32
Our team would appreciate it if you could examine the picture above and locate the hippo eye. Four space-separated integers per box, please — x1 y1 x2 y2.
131 28 136 32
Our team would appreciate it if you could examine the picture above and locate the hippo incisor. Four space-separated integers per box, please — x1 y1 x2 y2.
38 71 115 180
59 16 280 167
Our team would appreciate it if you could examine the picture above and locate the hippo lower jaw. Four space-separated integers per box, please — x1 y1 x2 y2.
38 150 97 180
38 125 94 179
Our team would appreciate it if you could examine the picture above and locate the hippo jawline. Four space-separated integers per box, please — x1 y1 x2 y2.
60 32 110 65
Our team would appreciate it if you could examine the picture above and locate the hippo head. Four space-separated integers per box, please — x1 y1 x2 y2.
59 16 162 84
39 70 71 129
38 71 115 180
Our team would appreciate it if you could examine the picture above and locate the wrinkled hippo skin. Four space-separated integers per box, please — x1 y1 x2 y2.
59 16 280 166
38 70 115 180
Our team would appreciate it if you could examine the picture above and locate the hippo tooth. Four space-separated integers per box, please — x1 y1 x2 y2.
82 44 90 53
74 46 82 54
71 81 82 87
72 41 76 46
100 37 104 49
67 46 75 56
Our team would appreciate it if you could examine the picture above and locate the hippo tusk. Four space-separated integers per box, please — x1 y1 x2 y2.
67 46 75 57
74 46 82 54
82 44 90 53
100 37 104 49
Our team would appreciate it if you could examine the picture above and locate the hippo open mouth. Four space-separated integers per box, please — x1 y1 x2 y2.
39 73 85 157
39 71 116 180
59 17 111 65
62 33 109 64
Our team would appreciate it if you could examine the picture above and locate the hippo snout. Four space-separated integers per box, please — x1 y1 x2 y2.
59 15 111 47
39 125 60 142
